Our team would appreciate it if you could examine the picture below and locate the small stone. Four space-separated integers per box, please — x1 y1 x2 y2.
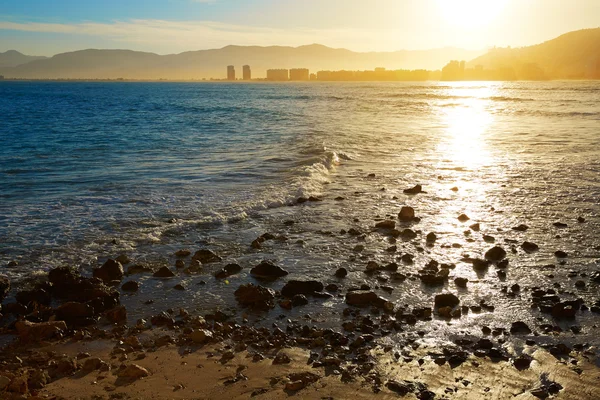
454 277 468 288
554 250 568 258
335 268 348 278
434 293 460 308
153 267 175 278
273 353 291 365
117 364 149 380
398 206 416 222
485 246 507 262
426 232 437 243
457 214 470 222
512 224 529 232
250 261 288 279
122 281 139 292
190 329 213 344
510 321 532 334
521 242 539 253
403 184 423 194
175 249 191 257
469 223 481 231
375 220 396 230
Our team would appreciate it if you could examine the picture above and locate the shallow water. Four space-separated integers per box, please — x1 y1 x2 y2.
1 80 599 347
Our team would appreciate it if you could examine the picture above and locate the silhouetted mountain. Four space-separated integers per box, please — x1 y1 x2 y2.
0 50 47 68
468 28 600 79
0 44 483 80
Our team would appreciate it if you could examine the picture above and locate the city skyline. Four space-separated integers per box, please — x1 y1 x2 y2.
1 0 599 56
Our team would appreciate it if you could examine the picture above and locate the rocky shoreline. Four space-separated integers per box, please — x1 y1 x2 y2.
1 184 600 399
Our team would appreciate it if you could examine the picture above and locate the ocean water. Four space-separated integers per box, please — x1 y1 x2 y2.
1 81 600 345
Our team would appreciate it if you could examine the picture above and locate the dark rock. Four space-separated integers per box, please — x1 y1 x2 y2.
214 263 243 279
454 277 468 288
175 249 191 257
472 258 490 270
554 250 568 258
56 301 94 321
400 229 417 240
150 312 174 327
345 291 391 310
335 268 348 278
510 321 532 334
521 242 539 253
281 280 324 298
434 293 460 308
16 288 51 305
512 224 529 232
469 223 481 231
484 246 507 262
291 294 309 307
457 214 470 222
173 284 185 291
115 254 130 265
105 305 127 323
121 281 139 292
273 352 291 365
234 284 275 310
93 259 124 283
15 320 67 342
483 235 495 243
191 249 222 264
375 220 396 230
127 264 153 275
153 266 175 278
387 380 413 395
577 216 585 223
513 355 532 370
403 185 423 195
398 206 416 222
0 276 10 301
426 232 437 243
250 261 289 280
551 302 578 319
553 222 568 229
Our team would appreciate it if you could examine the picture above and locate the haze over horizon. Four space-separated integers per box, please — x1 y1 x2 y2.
1 0 599 56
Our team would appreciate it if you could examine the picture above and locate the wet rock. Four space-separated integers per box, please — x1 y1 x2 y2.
483 235 495 243
122 280 139 292
0 376 9 391
117 364 149 380
127 264 153 275
577 216 585 223
28 369 50 389
234 284 275 310
484 246 507 262
56 301 94 322
554 250 568 258
472 258 490 271
513 355 532 371
105 305 127 323
174 284 186 291
426 232 437 243
281 280 324 297
273 352 291 365
403 184 423 194
469 223 481 231
190 329 213 344
175 259 185 268
292 294 309 307
175 249 191 257
375 220 396 230
512 224 529 232
15 320 67 342
398 206 416 222
551 301 578 319
510 321 532 334
521 242 539 253
457 214 470 222
93 259 124 283
454 277 468 288
0 276 10 302
400 229 417 240
434 293 460 309
215 263 243 279
191 249 222 264
250 261 289 280
150 311 175 327
115 254 131 265
553 222 568 229
345 291 392 310
153 266 175 278
16 287 51 305
387 380 413 395
83 357 109 372
335 268 348 278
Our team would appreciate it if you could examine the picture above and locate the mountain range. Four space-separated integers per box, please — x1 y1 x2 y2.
0 28 599 80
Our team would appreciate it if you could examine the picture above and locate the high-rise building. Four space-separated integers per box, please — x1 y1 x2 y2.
243 65 251 80
227 65 236 81
266 69 289 81
289 68 310 81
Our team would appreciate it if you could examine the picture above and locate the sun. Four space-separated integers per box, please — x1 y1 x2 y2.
436 0 508 29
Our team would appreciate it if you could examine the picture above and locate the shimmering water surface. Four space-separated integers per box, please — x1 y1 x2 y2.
1 81 599 346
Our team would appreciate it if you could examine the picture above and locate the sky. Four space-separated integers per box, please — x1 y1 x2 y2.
0 0 599 56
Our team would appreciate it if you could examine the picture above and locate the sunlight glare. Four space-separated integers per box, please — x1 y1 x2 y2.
436 0 508 29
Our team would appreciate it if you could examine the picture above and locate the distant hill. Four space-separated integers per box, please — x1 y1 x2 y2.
0 44 484 80
468 28 600 79
0 50 47 68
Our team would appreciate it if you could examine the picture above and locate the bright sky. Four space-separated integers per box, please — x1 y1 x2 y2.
1 0 599 56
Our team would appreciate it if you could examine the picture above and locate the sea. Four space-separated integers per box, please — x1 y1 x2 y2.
1 81 599 346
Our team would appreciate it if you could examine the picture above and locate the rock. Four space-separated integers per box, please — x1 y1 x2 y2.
345 291 391 310
510 321 532 334
115 254 131 265
375 220 396 230
0 375 10 391
512 224 529 232
56 301 94 321
454 277 468 288
553 222 568 229
551 302 578 319
403 185 423 194
117 364 149 380
469 223 481 231
292 294 309 307
153 266 175 278
400 229 417 240
281 280 324 297
175 249 191 257
127 264 153 275
273 353 291 365
16 288 51 305
250 261 288 279
472 258 490 270
577 216 586 223
190 329 213 344
83 357 109 372
554 250 568 258
434 293 460 308
335 268 348 278
122 280 139 292
234 284 275 309
214 263 242 279
457 214 470 222
426 232 437 243
387 380 413 395
285 381 305 391
93 259 124 283
286 372 319 390
105 305 127 323
485 246 507 262
174 284 185 291
150 312 175 327
0 276 10 301
513 355 532 371
522 242 539 252
175 259 185 268
398 206 415 222
15 320 67 341
191 249 222 264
